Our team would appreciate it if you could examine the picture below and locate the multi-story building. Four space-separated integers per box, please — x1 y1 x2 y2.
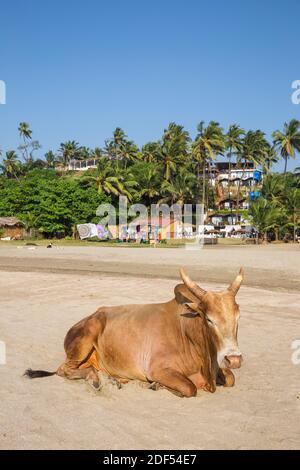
207 162 262 226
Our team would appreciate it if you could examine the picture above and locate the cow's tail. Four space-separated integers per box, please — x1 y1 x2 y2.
24 368 56 379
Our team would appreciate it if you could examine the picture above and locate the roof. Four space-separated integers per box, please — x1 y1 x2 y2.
0 216 24 227
214 162 255 171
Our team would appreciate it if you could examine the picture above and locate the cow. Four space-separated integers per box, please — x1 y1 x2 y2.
25 267 244 397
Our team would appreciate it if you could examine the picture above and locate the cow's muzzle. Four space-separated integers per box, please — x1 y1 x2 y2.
224 355 243 369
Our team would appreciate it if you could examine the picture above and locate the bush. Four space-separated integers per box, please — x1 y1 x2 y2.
0 169 111 238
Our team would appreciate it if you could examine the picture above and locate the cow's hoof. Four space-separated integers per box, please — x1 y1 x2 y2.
204 382 216 393
108 377 123 389
87 379 102 392
223 372 235 387
148 382 160 391
217 368 235 387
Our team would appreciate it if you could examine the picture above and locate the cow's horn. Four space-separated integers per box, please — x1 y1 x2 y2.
179 268 206 298
228 267 244 295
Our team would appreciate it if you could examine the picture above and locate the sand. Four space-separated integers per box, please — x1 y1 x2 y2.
0 243 299 291
0 244 300 449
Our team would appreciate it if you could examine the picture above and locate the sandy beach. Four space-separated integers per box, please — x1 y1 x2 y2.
0 243 300 449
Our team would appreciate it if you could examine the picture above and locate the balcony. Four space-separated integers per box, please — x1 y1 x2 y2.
68 159 98 171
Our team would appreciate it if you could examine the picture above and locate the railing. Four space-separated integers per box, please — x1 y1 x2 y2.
68 159 98 171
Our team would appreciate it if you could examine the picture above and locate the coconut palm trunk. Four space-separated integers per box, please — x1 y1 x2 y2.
284 156 288 174
236 161 246 222
202 159 206 210
228 149 234 223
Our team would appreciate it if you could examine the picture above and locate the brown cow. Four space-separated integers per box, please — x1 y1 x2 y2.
25 268 244 397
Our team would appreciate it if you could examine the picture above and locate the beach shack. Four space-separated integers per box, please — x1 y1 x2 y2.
0 217 25 239
128 216 194 241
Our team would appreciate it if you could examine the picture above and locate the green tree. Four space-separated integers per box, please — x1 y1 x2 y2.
113 166 139 202
249 197 284 243
261 173 284 203
159 122 190 183
236 130 269 217
0 151 20 179
18 122 32 162
272 119 300 173
160 170 196 205
136 163 161 206
284 188 300 242
21 212 39 237
141 142 161 163
82 158 124 197
58 140 80 167
0 169 110 237
90 147 105 165
262 145 279 174
44 151 57 169
192 121 225 209
225 124 245 220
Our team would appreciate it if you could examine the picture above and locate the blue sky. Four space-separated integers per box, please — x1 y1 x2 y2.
0 0 300 171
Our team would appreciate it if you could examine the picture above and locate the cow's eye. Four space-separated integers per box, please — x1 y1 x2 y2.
206 317 214 325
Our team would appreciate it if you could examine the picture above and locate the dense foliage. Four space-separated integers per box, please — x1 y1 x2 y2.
0 121 300 239
249 173 300 241
0 169 110 237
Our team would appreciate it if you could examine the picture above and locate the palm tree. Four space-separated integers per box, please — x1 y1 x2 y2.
159 146 177 183
82 157 124 197
138 166 160 206
225 124 245 220
105 127 126 167
113 166 139 202
91 147 104 165
262 145 279 174
141 142 161 163
21 213 39 238
18 122 32 162
58 141 80 168
249 197 284 243
121 141 140 169
192 121 225 209
272 119 300 173
262 173 284 203
159 122 190 183
160 170 196 205
113 127 126 150
44 151 57 169
77 146 91 167
236 130 268 218
0 151 20 178
284 188 300 242
18 122 32 141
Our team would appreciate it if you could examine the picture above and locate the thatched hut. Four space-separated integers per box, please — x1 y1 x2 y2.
0 217 25 239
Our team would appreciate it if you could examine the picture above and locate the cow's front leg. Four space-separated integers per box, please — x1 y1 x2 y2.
149 368 197 398
217 367 235 387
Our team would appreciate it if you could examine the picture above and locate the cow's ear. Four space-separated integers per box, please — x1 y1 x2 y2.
174 283 200 304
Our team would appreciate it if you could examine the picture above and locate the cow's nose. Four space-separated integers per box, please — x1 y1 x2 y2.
225 355 243 369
